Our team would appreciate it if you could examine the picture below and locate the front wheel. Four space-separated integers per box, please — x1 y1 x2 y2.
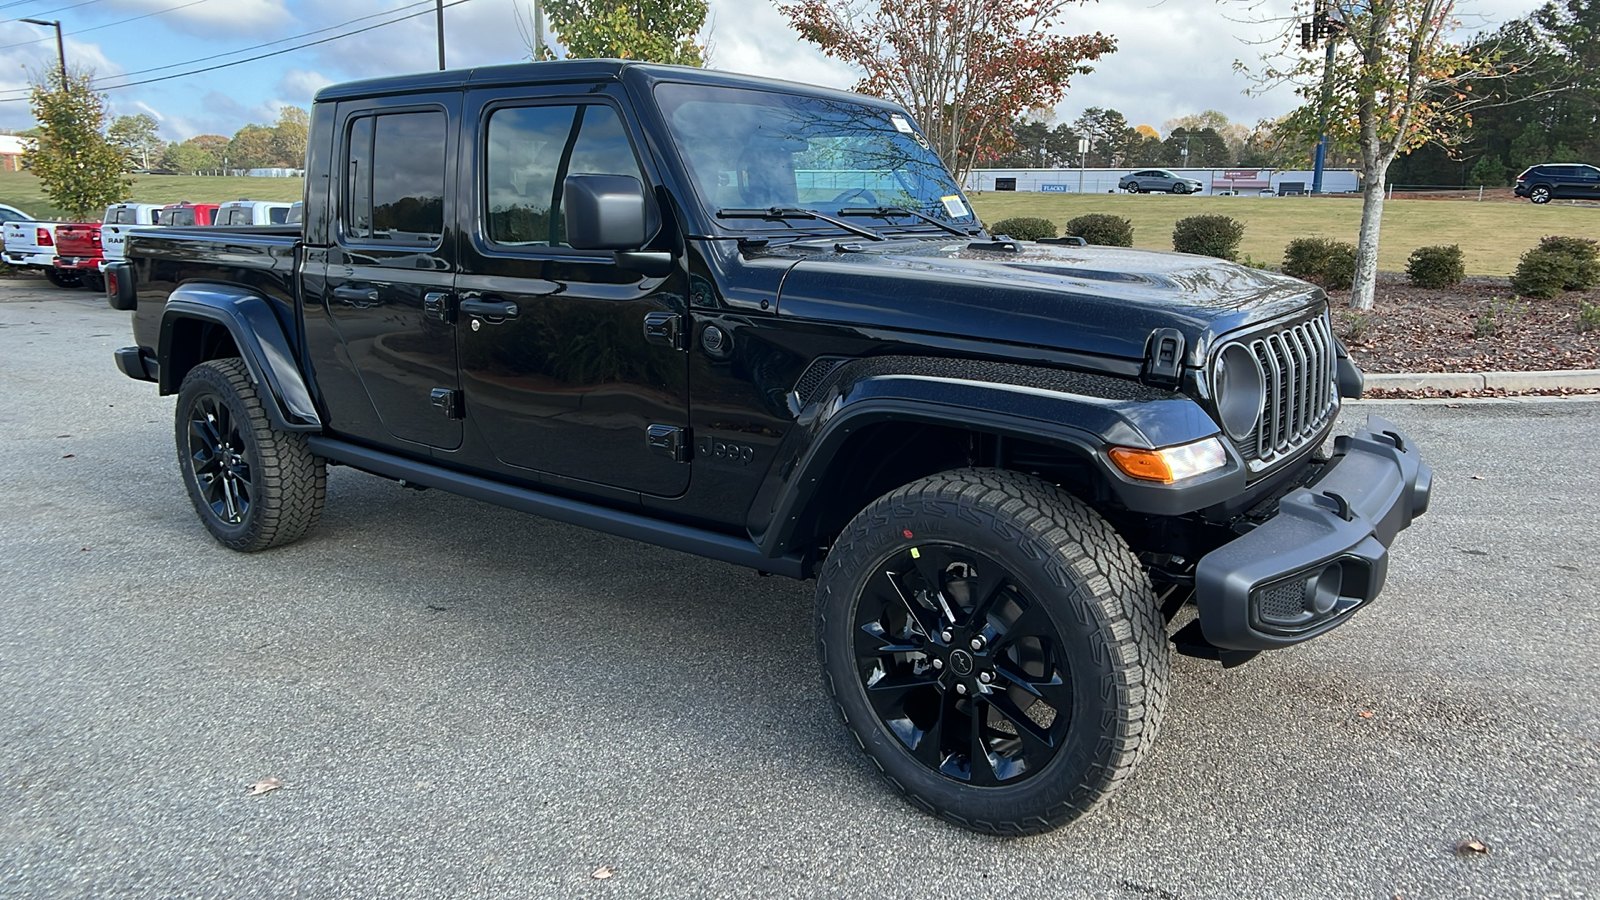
1529 185 1552 204
815 469 1169 835
1170 183 1188 194
44 268 83 289
175 358 326 551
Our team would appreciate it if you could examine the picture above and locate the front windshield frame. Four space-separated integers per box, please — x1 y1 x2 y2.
652 81 978 238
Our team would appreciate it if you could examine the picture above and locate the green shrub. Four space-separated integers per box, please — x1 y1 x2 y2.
1511 248 1579 298
989 216 1057 241
1172 214 1245 260
1578 301 1600 333
1405 245 1465 289
1474 296 1526 338
1282 237 1356 290
1065 213 1134 247
1534 235 1599 290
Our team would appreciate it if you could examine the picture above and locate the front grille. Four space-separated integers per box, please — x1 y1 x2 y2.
1229 315 1338 470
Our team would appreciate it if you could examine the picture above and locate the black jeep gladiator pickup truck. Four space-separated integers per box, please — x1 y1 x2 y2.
108 60 1431 835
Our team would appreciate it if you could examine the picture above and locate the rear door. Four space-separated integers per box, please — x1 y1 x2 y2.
318 93 463 451
454 83 691 497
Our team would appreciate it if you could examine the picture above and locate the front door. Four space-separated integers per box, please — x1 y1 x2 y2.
321 95 462 451
455 85 690 497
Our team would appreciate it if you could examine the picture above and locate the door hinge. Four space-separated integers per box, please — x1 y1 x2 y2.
424 291 454 324
430 388 463 419
646 424 690 462
643 311 684 350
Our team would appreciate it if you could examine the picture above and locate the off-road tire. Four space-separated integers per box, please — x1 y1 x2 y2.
815 468 1169 836
175 358 325 551
44 268 83 289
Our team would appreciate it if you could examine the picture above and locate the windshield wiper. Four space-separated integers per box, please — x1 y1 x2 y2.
838 206 971 237
716 207 886 241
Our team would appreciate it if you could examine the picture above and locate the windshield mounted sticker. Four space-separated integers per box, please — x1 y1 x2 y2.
940 195 969 219
889 114 913 133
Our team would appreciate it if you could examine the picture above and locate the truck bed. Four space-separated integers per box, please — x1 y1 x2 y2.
125 226 304 360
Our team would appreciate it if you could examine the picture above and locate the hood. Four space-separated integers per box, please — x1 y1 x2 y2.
773 240 1323 366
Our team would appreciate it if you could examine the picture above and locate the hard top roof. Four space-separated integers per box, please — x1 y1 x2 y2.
313 59 896 112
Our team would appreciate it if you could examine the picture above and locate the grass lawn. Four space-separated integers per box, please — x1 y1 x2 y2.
0 170 304 220
968 192 1600 277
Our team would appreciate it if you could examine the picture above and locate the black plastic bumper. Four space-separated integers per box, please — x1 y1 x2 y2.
114 346 157 382
1194 413 1431 651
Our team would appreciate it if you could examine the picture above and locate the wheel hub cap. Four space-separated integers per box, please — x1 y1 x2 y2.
948 648 975 676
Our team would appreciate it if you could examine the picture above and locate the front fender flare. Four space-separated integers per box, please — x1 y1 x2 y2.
158 283 320 432
749 360 1245 558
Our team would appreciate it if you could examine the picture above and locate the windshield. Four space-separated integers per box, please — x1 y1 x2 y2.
654 82 976 233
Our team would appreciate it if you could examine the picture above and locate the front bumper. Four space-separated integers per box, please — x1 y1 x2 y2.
1194 413 1431 651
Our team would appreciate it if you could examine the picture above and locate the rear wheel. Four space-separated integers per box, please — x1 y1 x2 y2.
1126 183 1142 193
44 268 83 289
816 469 1169 835
175 358 325 551
1529 185 1552 203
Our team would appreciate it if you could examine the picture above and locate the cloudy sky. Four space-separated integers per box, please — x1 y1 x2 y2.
0 0 1543 141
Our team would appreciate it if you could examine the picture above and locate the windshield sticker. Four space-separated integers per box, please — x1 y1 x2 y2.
889 114 914 133
941 195 969 219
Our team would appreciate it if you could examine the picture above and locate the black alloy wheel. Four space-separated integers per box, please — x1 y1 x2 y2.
1530 185 1552 203
816 469 1169 836
1127 183 1142 193
175 358 325 551
852 542 1073 786
1170 183 1187 194
185 390 253 527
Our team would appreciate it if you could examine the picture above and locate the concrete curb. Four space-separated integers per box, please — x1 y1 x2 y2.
1365 369 1600 392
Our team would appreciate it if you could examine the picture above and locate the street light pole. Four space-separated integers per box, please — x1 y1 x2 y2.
20 19 66 87
435 0 446 70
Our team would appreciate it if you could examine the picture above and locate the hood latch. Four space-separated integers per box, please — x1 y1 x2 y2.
1142 328 1185 388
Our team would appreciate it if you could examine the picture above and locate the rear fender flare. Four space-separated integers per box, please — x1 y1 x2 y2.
158 283 320 432
750 363 1243 558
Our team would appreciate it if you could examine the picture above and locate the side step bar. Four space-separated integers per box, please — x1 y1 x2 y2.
307 437 809 579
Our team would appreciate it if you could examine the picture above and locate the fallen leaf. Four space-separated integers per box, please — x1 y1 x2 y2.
247 777 283 796
1455 839 1489 856
591 866 615 880
1359 711 1374 719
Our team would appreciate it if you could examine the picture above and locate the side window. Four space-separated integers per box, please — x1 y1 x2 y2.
269 206 288 224
484 103 643 247
343 111 447 244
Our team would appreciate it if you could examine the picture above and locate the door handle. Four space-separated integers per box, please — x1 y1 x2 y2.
459 294 520 319
332 285 380 306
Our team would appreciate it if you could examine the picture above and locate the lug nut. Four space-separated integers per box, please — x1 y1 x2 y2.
940 630 953 643
932 658 944 670
955 684 967 695
969 636 985 651
979 672 993 683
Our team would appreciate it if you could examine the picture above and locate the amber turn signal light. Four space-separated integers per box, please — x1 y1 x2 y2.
1107 437 1229 484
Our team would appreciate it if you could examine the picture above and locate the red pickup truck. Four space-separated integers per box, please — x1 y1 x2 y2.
52 221 104 290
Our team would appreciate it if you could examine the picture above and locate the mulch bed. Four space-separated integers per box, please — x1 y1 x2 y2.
1327 273 1600 398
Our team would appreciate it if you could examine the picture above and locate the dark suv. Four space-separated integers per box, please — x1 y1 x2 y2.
1514 163 1600 203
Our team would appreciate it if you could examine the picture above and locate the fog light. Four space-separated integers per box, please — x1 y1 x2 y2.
1108 437 1229 484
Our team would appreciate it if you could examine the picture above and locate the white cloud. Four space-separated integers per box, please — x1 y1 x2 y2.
103 0 292 36
277 68 333 103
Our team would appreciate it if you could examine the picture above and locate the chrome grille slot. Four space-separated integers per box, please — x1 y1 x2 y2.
1226 314 1339 471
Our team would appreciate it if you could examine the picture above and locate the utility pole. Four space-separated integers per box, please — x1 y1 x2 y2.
435 0 446 70
21 19 66 86
1301 1 1345 195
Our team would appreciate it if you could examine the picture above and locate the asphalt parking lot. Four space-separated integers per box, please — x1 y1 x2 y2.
1 276 1597 899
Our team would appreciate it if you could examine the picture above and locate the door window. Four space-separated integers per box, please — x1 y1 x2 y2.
343 111 447 245
483 103 644 247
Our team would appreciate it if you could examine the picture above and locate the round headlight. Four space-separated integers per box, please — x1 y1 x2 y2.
1215 343 1265 441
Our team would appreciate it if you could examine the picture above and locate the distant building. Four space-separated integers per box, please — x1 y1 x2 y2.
0 134 29 172
244 167 305 178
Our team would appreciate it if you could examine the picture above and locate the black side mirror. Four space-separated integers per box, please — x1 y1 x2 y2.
564 174 651 250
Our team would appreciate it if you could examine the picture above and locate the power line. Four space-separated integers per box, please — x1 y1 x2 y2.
0 0 472 102
0 0 211 53
1 0 109 25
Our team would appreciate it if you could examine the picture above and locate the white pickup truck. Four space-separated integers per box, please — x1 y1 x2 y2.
100 203 164 269
214 199 292 226
3 215 75 285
